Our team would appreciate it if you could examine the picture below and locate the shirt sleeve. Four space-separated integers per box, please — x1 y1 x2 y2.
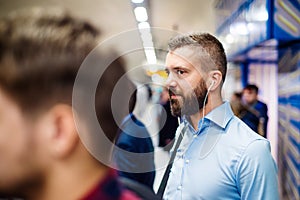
236 139 279 200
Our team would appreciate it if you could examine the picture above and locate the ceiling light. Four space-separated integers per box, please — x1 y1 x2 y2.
138 22 150 30
134 7 148 22
225 34 234 44
230 22 249 35
246 5 268 22
139 23 151 36
140 31 152 41
143 40 154 47
144 49 157 64
131 0 144 3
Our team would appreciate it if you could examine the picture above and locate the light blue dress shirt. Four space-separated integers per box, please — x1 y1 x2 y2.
163 102 279 200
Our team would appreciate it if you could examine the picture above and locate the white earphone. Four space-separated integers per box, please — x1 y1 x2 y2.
208 80 215 92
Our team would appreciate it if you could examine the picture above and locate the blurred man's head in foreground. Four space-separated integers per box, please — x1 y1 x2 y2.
0 7 133 199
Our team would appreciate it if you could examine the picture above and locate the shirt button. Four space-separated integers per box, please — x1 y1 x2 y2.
185 159 190 164
177 185 182 190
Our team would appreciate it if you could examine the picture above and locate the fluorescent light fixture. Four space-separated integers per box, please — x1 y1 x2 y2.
247 11 268 22
142 40 154 47
254 9 268 21
139 26 151 37
131 0 144 3
138 22 150 30
132 6 156 64
247 23 256 31
144 49 157 64
230 22 249 35
225 34 234 44
246 5 268 22
134 7 148 22
140 31 152 41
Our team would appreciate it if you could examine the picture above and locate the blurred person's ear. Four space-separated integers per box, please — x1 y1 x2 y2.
41 104 79 159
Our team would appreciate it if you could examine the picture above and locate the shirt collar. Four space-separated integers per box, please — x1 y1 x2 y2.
205 101 234 129
183 101 234 131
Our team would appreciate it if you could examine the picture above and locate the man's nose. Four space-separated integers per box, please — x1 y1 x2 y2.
165 73 177 88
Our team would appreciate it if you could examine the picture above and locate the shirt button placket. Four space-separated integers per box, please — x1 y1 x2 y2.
177 185 182 190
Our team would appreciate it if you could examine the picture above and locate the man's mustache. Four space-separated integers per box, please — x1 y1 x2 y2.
168 88 183 97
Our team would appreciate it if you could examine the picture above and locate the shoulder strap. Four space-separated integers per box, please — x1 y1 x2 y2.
156 126 187 198
119 177 160 200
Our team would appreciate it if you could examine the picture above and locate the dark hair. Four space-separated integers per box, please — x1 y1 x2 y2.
0 8 129 142
128 89 137 113
145 84 152 101
233 91 242 99
168 32 227 82
244 84 259 94
0 8 99 109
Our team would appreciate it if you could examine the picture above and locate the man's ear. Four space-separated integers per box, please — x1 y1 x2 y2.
41 104 79 159
207 70 223 91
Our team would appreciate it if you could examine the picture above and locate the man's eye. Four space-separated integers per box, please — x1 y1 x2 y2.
177 70 185 75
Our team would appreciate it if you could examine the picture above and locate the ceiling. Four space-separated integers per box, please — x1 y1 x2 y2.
0 0 217 82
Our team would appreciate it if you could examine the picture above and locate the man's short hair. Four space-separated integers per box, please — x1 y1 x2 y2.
244 84 259 94
168 32 227 82
0 7 128 142
0 7 99 110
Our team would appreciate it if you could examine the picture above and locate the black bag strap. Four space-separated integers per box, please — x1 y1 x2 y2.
156 126 187 199
119 177 160 200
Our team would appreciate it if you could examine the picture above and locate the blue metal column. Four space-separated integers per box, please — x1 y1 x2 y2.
240 62 249 87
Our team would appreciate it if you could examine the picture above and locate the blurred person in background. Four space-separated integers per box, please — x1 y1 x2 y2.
112 85 156 191
158 87 178 151
230 91 246 118
241 84 269 138
0 7 141 200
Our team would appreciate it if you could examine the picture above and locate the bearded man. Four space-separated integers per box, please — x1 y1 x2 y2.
161 32 279 200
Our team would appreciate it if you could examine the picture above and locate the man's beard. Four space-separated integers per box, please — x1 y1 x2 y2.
169 79 208 117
